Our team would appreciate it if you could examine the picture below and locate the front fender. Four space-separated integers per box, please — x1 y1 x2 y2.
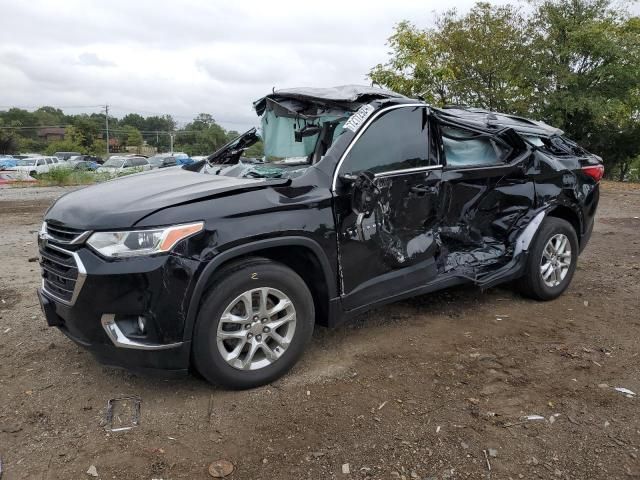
182 236 337 342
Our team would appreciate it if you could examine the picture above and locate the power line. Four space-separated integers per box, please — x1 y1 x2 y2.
0 124 232 135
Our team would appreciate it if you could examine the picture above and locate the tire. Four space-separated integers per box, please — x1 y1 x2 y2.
517 217 579 300
192 257 315 389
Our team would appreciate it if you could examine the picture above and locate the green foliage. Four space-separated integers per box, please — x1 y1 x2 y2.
370 0 640 179
44 139 84 156
244 141 264 158
174 113 228 156
119 125 143 148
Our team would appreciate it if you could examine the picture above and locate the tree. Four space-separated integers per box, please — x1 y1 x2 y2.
175 114 227 155
119 125 143 148
529 0 640 178
369 0 640 178
370 4 533 112
120 113 146 131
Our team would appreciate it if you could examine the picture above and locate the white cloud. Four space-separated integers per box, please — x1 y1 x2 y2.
0 0 528 130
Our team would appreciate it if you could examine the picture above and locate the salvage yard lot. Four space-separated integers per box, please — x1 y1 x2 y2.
0 182 639 479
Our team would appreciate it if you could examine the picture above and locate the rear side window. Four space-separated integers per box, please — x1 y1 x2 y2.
132 158 148 166
339 107 433 175
441 126 501 167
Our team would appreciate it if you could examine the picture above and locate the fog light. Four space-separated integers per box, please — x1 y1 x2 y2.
137 316 147 334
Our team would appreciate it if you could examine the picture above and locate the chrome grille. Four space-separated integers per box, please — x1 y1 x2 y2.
45 223 87 244
39 243 85 304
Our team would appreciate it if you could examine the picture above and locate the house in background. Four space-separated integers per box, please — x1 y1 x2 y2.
37 127 65 142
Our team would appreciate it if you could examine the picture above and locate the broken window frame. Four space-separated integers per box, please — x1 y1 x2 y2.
438 123 511 169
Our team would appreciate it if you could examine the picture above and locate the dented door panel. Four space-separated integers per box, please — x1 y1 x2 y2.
337 168 442 309
437 163 535 277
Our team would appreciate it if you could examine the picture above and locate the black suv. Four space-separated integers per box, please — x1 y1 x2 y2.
37 86 603 389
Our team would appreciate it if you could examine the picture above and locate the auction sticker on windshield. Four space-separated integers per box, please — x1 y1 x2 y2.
343 104 375 132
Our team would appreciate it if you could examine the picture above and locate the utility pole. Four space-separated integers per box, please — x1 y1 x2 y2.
105 104 110 155
170 132 174 154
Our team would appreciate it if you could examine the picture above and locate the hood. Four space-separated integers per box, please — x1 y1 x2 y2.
45 167 288 230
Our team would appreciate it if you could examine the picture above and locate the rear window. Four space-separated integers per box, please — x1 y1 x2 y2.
441 126 500 167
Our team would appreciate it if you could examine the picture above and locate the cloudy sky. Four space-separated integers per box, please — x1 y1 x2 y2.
2 0 503 130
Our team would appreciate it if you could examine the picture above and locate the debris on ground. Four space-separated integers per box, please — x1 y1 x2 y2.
342 463 350 474
104 396 141 432
483 449 492 476
86 465 98 477
614 387 636 398
208 460 234 478
488 448 498 457
523 415 545 421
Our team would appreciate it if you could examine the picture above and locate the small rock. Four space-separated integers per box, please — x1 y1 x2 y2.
28 257 38 262
488 448 498 457
554 468 562 476
208 460 234 478
342 463 350 474
598 383 609 389
460 441 469 449
410 471 419 479
306 390 310 396
86 465 98 477
583 300 589 307
262 458 268 465
532 457 539 466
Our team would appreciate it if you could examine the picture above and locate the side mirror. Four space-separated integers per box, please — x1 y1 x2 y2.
351 171 380 217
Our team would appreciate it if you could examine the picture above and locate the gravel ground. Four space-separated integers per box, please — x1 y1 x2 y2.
0 181 639 479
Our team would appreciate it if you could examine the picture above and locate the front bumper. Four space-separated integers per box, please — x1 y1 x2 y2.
38 241 202 373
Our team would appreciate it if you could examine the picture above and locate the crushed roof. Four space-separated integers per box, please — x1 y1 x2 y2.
435 106 564 136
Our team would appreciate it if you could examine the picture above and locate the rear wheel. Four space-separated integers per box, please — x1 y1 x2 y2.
517 217 578 300
192 257 314 389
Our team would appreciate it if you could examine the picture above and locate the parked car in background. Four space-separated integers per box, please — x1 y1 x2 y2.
97 155 150 175
149 153 194 169
67 159 99 171
0 157 17 169
53 151 82 161
0 171 37 184
67 154 103 165
6 156 61 176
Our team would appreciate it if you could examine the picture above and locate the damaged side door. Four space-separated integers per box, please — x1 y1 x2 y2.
334 105 442 310
434 121 535 280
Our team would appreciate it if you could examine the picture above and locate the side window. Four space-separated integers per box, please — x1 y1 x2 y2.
339 107 433 175
123 160 132 167
134 158 148 166
45 158 53 165
36 159 44 166
441 126 501 168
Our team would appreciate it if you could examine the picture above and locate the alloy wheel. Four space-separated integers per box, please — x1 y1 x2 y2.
216 287 297 371
540 233 572 288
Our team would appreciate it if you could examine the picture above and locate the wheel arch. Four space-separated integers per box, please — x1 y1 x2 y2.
546 204 583 244
183 237 337 342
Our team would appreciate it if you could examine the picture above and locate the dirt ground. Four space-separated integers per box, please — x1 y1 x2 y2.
0 181 638 480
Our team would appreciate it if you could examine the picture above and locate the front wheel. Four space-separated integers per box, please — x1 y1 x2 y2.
192 257 314 389
517 217 578 300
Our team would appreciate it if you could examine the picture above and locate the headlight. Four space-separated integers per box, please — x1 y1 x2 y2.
87 222 204 258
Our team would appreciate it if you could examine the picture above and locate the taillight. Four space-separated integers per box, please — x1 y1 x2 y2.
582 164 604 182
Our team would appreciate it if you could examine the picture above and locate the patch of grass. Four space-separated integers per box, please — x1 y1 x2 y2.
35 168 98 186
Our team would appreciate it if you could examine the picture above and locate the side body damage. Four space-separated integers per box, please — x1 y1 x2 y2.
38 86 602 373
